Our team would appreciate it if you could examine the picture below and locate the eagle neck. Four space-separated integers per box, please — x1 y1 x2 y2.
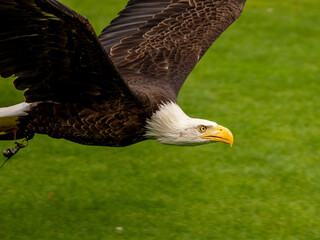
144 102 191 144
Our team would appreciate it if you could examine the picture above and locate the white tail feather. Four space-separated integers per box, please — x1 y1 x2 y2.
0 102 31 131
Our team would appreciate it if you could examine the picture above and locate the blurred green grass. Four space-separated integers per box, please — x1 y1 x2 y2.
1 0 320 239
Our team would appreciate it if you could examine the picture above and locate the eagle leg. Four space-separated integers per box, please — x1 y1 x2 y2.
1 140 29 169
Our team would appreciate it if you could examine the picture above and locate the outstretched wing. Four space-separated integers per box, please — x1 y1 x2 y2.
0 0 131 103
99 0 246 101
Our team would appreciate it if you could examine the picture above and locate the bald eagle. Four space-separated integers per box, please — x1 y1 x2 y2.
0 0 246 156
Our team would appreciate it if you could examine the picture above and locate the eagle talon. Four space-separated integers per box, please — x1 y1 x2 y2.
1 140 29 169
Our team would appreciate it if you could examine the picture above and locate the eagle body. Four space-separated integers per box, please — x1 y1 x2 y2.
0 0 246 152
24 100 151 147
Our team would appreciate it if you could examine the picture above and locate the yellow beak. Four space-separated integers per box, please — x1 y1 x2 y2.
200 125 234 147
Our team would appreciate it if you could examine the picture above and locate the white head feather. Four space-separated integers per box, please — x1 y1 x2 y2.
145 102 220 145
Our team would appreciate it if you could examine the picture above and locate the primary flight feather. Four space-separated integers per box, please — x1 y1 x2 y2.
0 0 246 155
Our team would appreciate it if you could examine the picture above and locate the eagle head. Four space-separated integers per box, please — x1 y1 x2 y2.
145 102 233 146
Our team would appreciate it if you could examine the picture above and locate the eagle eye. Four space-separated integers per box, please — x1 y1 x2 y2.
198 125 207 133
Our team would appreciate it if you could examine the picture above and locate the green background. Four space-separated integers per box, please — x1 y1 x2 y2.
1 0 319 239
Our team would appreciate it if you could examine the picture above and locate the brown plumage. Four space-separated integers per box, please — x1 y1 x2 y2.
0 0 245 150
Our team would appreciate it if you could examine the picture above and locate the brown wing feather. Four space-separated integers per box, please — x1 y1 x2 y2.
99 0 246 104
99 0 174 54
0 0 132 103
